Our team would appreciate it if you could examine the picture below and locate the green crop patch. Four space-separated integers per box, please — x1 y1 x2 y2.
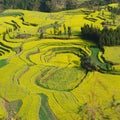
0 12 24 17
36 67 86 91
0 59 7 68
39 94 57 120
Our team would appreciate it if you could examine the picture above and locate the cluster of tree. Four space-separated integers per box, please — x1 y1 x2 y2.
2 0 34 10
81 55 99 71
1 0 120 12
81 24 101 44
0 0 78 12
39 22 72 39
81 24 120 47
80 0 120 9
108 5 120 15
99 26 120 46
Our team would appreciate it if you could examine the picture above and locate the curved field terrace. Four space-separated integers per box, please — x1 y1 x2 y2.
0 7 120 120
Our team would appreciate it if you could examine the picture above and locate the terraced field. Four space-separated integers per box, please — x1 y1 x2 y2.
0 7 120 120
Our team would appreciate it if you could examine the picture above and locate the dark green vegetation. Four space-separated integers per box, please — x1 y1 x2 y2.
1 0 120 12
81 47 113 72
80 23 120 72
81 0 120 7
39 94 57 120
108 4 120 14
0 0 78 12
81 24 120 47
0 59 7 68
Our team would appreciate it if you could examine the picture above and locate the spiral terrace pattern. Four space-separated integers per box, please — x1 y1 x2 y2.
0 10 120 120
0 11 90 120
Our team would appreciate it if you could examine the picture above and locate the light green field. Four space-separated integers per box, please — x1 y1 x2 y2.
0 5 120 120
104 46 120 64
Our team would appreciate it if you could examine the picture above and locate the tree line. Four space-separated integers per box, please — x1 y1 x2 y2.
81 0 120 7
0 0 78 12
39 22 72 39
1 0 120 12
108 5 120 15
81 24 120 48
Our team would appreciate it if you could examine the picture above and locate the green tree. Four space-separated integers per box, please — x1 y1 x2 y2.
67 26 71 38
66 0 77 10
39 28 44 39
53 21 59 35
63 24 66 35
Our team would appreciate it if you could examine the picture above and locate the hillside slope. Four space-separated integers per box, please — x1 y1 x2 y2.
0 6 120 120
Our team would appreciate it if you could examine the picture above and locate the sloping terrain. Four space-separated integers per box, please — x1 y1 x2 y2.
0 6 120 120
